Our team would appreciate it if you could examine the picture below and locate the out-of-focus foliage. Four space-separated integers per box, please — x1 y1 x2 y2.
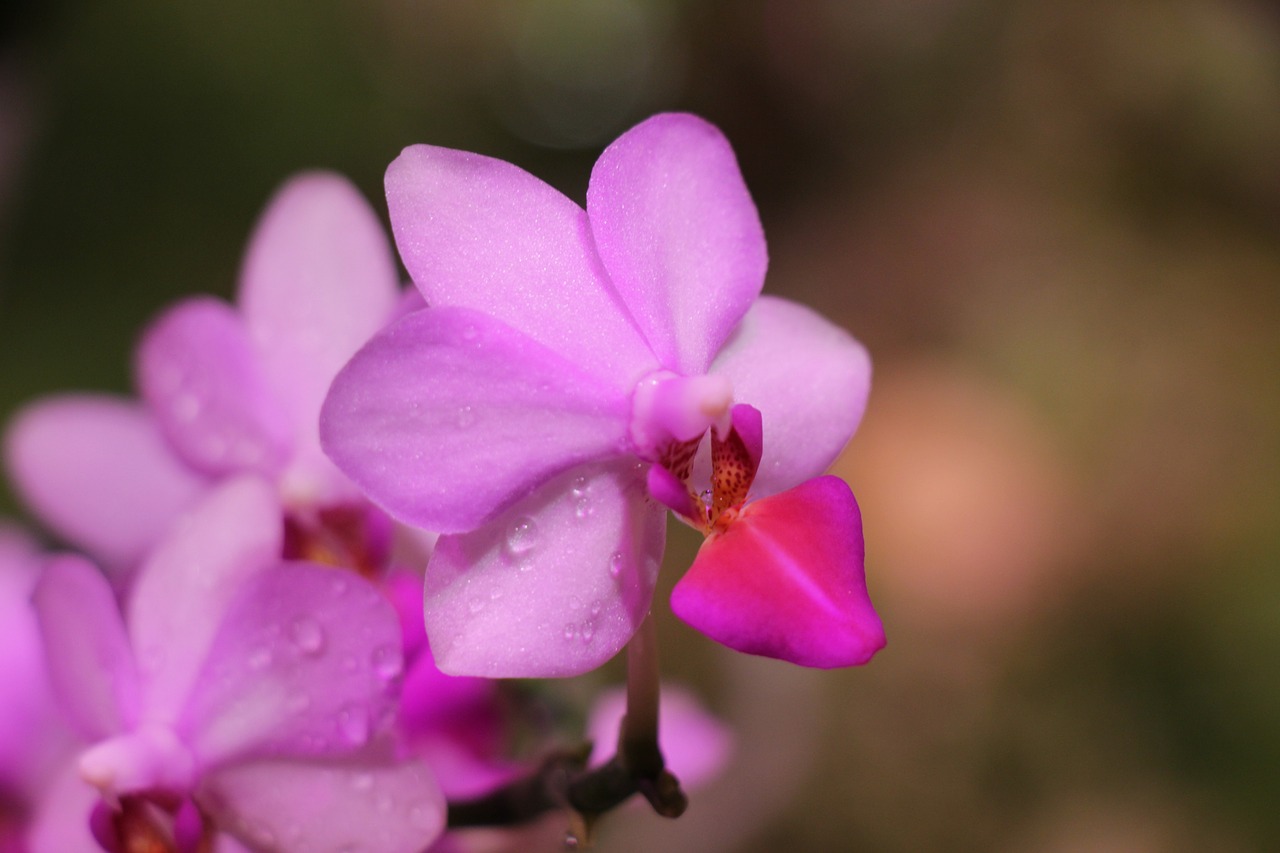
2 1 1278 850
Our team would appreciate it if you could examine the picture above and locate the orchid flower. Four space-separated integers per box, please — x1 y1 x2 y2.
321 112 881 677
4 173 404 575
25 476 444 853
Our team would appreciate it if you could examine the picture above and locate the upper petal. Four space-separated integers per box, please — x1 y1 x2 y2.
32 555 140 740
136 297 294 478
3 395 208 570
127 476 282 726
320 307 634 533
670 476 884 668
587 113 767 375
385 144 658 384
180 565 402 768
424 460 666 678
710 296 871 498
237 173 401 504
199 756 443 853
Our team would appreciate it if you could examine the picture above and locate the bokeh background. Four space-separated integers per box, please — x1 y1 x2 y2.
2 1 1279 851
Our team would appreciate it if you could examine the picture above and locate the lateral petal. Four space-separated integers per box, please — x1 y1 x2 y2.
670 476 884 668
136 297 294 478
320 307 633 533
424 460 665 678
587 113 767 375
3 395 207 570
181 565 402 768
385 144 657 384
710 296 871 498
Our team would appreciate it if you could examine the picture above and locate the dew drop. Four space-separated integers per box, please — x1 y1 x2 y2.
580 623 595 642
590 600 602 617
338 705 370 745
569 595 583 611
563 624 577 640
372 644 402 680
456 406 476 428
608 552 624 578
350 772 374 792
289 617 325 655
468 597 486 614
503 517 538 560
573 499 594 520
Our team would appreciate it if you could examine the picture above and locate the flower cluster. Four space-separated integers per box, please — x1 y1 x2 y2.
2 113 880 852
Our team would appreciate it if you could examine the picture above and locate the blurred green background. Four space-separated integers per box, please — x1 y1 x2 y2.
2 1 1279 850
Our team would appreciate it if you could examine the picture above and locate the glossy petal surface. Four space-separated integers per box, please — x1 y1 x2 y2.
385 144 657 384
588 113 767 374
238 173 400 503
424 460 665 677
4 396 206 569
32 556 139 740
136 297 293 478
710 296 871 498
128 477 282 725
200 757 443 853
182 565 402 767
670 476 884 668
321 307 633 533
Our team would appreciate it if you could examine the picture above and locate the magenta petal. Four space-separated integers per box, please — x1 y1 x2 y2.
136 297 293 478
4 395 207 569
321 308 633 533
26 764 100 853
237 173 400 503
385 144 658 384
32 556 139 740
424 460 666 677
710 296 872 498
587 685 733 789
587 113 767 375
200 757 443 853
181 565 402 767
128 477 282 725
670 476 884 668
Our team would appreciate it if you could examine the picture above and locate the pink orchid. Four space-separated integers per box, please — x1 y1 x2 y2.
321 112 880 677
4 172 403 573
26 477 443 853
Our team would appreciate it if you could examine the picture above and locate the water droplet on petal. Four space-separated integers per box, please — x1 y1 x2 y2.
609 552 624 578
580 623 595 642
569 595 583 611
563 624 577 640
350 772 374 792
289 617 325 655
456 406 475 427
372 644 402 680
468 597 486 614
504 517 538 560
338 705 370 745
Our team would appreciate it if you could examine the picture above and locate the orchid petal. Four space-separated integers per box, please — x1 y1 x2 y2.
587 113 767 375
385 144 658 384
670 476 884 668
321 308 633 533
199 757 444 853
128 476 282 726
181 565 402 767
26 764 100 853
587 685 733 789
136 297 293 478
399 640 503 758
710 296 871 498
3 396 207 569
32 556 139 740
237 173 400 504
424 460 665 677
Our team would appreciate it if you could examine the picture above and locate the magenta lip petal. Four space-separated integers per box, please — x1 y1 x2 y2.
670 476 885 669
32 555 140 741
587 112 768 376
180 563 403 768
3 395 208 570
126 476 282 726
320 307 634 534
710 296 872 499
135 296 294 479
384 143 658 386
424 460 666 678
199 756 444 853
